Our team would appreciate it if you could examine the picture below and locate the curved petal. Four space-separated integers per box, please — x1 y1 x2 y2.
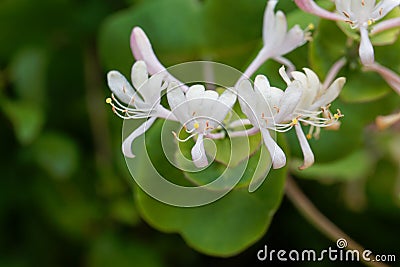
311 77 346 109
130 27 166 75
107 70 135 104
275 80 302 123
131 61 148 90
262 0 278 43
122 117 157 158
363 62 400 94
359 26 375 65
372 17 400 34
260 128 286 169
372 0 400 20
294 0 343 20
191 134 208 168
278 25 306 56
167 83 190 124
295 124 314 170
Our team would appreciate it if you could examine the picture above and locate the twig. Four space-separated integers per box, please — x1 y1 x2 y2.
285 177 389 267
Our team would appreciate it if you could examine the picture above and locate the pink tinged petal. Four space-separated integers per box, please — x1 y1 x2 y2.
107 70 135 104
372 17 400 35
364 62 400 94
359 27 375 65
260 128 286 169
295 124 314 170
130 27 166 75
311 77 346 109
239 48 271 83
294 0 343 21
322 57 347 90
275 81 303 123
191 134 208 168
122 117 157 158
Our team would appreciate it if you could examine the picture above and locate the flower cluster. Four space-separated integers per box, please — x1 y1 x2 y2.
106 0 347 170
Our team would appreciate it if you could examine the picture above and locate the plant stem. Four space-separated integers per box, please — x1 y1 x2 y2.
285 177 389 267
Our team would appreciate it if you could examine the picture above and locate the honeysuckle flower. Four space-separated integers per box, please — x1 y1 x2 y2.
167 83 237 168
130 26 187 90
241 0 309 81
237 75 303 169
106 60 175 158
279 65 346 169
294 0 400 65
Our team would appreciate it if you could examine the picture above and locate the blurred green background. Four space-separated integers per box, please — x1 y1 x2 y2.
1 0 399 266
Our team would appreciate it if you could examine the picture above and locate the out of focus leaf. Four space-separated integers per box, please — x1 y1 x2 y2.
291 150 373 181
110 198 140 226
1 100 44 145
9 47 48 104
87 232 164 267
32 132 79 179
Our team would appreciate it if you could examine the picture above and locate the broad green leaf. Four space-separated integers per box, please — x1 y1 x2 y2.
1 99 44 145
32 132 79 179
291 150 373 181
127 119 287 256
134 167 286 257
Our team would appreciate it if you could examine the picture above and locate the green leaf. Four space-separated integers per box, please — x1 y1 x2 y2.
9 46 48 104
135 165 286 256
128 119 287 256
1 99 44 145
32 132 79 179
291 150 373 181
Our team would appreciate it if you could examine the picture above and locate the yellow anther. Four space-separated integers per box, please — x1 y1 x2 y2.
291 118 298 125
306 134 312 140
194 122 200 129
334 113 340 120
308 23 314 31
368 19 373 26
106 98 112 104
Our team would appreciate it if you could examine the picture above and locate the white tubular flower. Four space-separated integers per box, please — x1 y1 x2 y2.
279 66 346 169
241 0 309 80
237 76 303 169
167 84 237 168
295 0 400 65
106 60 175 158
130 27 188 91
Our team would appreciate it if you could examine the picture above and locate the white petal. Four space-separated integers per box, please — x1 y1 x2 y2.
359 27 375 65
191 134 208 168
311 77 346 109
212 89 237 122
262 0 278 44
277 25 306 56
137 72 163 106
122 117 157 158
237 79 259 126
107 71 135 104
273 11 289 47
260 128 286 169
167 83 189 123
372 0 400 19
275 80 302 123
131 61 148 90
295 124 314 170
279 66 292 85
